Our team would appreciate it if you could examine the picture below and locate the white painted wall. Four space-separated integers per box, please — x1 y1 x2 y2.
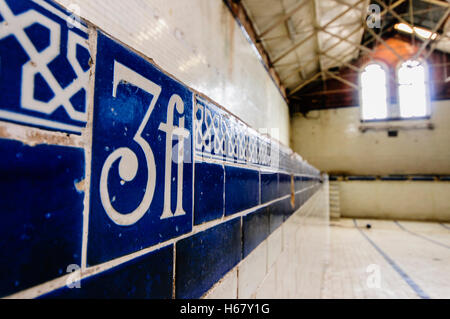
291 100 450 221
291 100 450 175
55 0 290 145
338 181 450 222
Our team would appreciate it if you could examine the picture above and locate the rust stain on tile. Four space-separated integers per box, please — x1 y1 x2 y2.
0 122 83 147
75 179 85 192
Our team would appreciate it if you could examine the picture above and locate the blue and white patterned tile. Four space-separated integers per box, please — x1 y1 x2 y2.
40 245 173 299
194 161 224 225
245 127 259 165
0 0 91 134
224 166 259 216
0 138 84 297
194 96 226 162
194 95 275 170
87 32 193 266
175 217 241 299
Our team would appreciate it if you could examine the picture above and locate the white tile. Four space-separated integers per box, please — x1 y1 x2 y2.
204 268 238 299
267 227 283 269
54 0 290 144
255 266 277 299
238 241 267 299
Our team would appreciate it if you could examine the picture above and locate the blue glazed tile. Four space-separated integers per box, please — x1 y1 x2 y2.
87 32 193 266
268 199 284 233
260 171 278 204
307 187 313 200
278 173 292 197
176 217 241 299
303 176 311 189
242 207 269 258
0 0 91 134
224 166 259 215
348 176 376 181
294 192 301 210
296 190 306 210
304 188 310 202
294 175 302 192
40 245 173 299
282 197 295 220
194 162 224 225
0 138 84 297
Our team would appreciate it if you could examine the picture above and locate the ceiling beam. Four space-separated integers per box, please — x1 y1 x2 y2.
324 70 359 89
281 55 321 81
321 28 373 54
289 72 322 95
413 6 450 59
311 0 324 74
258 0 311 39
321 52 361 72
272 0 366 64
359 0 407 44
420 0 450 8
282 23 364 81
272 32 316 64
332 0 406 16
295 88 356 96
409 0 415 46
362 20 405 61
374 0 415 34
373 0 450 43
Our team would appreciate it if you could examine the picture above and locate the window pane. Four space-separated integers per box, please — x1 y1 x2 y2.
398 60 428 118
360 64 388 120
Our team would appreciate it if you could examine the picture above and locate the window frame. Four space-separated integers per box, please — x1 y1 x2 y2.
358 59 432 123
359 60 391 123
396 58 431 120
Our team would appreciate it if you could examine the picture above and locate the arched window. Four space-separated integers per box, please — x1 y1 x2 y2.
397 60 430 118
360 63 389 121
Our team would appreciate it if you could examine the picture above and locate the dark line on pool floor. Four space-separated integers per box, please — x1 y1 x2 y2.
353 219 430 299
439 223 450 231
394 221 450 250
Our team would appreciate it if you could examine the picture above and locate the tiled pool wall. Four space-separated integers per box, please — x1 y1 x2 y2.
203 186 330 299
0 0 323 298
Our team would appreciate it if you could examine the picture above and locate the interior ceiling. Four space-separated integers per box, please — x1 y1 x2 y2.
241 0 450 99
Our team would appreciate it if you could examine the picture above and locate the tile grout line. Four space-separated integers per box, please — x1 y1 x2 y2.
194 154 319 178
203 188 323 299
0 120 83 147
80 24 98 273
7 184 321 299
352 219 431 299
0 0 323 300
394 220 450 250
172 244 176 299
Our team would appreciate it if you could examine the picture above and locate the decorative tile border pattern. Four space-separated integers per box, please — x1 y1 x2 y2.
195 96 273 168
0 0 322 299
0 0 91 134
